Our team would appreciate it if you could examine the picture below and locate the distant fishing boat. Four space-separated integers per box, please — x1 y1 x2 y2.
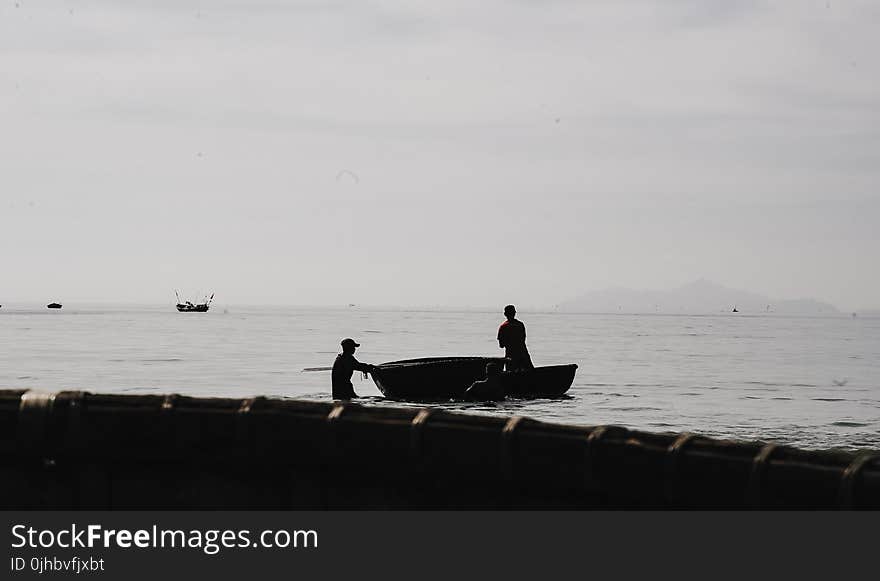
47 303 62 309
175 291 213 313
732 306 739 313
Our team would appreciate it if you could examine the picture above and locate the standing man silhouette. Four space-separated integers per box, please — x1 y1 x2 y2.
497 304 534 371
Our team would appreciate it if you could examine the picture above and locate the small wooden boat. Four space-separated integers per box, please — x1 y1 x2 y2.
371 357 577 400
372 357 507 400
47 302 62 309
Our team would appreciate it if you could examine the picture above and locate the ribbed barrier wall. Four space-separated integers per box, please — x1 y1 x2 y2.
1 389 878 509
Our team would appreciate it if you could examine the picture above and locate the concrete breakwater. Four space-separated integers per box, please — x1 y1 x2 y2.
1 389 877 509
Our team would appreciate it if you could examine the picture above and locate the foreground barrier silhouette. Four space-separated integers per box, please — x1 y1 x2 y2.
1 389 878 509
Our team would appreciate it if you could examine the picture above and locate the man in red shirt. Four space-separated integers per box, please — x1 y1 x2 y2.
497 304 534 371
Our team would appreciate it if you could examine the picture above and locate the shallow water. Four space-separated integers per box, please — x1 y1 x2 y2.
1 305 878 451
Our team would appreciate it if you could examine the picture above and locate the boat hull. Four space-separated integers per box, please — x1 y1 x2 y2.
500 364 578 397
371 357 576 400
176 304 209 312
371 357 506 400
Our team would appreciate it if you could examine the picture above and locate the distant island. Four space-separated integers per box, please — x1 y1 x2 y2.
558 279 839 314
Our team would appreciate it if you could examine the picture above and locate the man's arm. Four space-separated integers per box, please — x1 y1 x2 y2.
351 357 375 373
498 325 505 348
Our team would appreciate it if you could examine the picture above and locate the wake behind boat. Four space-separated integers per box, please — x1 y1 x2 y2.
370 356 576 400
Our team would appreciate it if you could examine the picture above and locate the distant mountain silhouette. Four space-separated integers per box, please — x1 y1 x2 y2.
559 279 839 314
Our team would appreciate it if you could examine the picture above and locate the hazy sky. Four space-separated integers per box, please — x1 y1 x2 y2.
2 1 878 308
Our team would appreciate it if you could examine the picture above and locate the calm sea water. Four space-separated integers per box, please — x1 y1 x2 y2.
1 305 878 451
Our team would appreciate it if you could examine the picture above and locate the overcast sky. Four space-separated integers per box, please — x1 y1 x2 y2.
1 1 878 309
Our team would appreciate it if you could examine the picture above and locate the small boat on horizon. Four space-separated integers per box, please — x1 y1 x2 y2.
47 302 62 309
175 291 214 313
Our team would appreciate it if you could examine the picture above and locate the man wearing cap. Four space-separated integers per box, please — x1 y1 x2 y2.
332 338 375 399
497 304 534 372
